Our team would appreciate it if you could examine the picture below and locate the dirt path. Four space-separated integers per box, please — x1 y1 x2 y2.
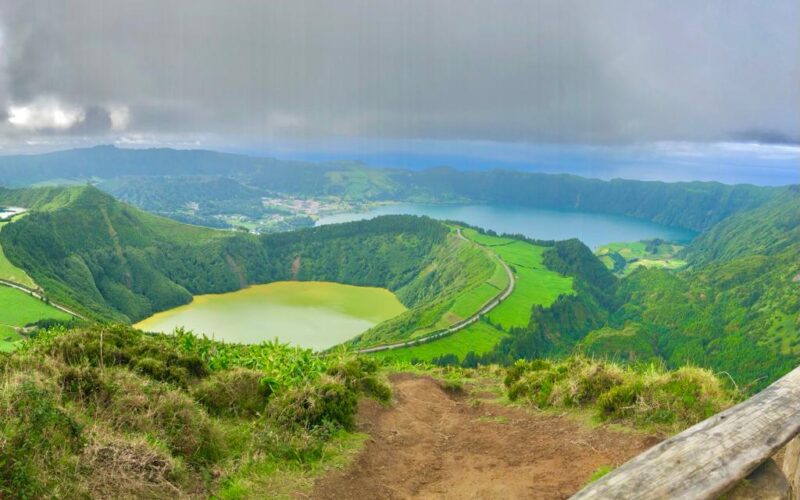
311 374 659 500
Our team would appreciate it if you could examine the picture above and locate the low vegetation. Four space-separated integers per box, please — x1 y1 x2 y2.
0 325 390 498
504 355 736 431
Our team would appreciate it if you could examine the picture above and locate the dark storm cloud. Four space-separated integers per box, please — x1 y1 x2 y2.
0 0 797 144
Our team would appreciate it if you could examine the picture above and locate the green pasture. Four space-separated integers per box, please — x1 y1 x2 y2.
0 285 71 351
371 321 508 363
462 230 573 329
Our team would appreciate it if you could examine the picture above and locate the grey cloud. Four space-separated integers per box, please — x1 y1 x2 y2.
0 0 797 145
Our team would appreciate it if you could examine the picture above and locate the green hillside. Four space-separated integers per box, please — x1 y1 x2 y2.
0 286 71 351
0 217 36 288
0 186 511 346
496 186 800 390
460 229 574 329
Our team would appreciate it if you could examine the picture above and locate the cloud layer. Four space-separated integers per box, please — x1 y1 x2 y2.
0 0 798 147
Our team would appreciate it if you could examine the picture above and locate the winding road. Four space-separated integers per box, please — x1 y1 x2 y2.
356 229 515 354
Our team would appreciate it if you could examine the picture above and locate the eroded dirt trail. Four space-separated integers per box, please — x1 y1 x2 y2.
311 373 659 500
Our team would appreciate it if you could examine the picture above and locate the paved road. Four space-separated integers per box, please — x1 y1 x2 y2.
356 229 515 354
0 278 86 320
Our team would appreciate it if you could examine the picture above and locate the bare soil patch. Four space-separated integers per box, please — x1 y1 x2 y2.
311 373 659 500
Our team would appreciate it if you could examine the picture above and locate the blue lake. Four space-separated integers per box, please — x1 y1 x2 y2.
317 204 696 249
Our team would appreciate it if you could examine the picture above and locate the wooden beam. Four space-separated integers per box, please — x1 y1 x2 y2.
571 365 800 499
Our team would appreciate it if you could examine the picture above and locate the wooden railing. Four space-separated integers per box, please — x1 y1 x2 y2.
571 365 800 499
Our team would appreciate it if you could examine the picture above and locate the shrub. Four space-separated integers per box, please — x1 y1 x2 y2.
80 431 185 498
327 356 392 403
193 368 272 418
0 375 84 498
133 357 190 387
549 359 626 407
504 359 552 388
268 379 358 431
59 365 112 404
151 391 226 465
505 356 733 430
597 366 731 426
92 370 226 466
39 327 208 386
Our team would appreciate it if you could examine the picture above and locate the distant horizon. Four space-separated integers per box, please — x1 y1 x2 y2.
0 140 796 187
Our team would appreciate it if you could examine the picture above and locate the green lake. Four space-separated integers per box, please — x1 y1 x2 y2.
134 281 406 350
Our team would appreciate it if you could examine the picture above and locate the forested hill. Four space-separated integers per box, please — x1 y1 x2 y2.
491 186 800 390
683 185 800 265
0 145 783 232
396 169 779 232
0 185 451 323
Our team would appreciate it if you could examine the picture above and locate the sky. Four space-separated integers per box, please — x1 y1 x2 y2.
0 0 797 182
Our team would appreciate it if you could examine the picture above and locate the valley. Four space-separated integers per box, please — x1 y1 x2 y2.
0 2 795 496
0 151 797 499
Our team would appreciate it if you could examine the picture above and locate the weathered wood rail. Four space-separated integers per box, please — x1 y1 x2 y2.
571 365 800 499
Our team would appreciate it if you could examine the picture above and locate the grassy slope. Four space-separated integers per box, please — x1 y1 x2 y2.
371 321 509 363
0 217 36 288
345 232 489 345
581 187 800 389
0 186 243 322
373 229 574 362
0 286 71 351
461 229 574 329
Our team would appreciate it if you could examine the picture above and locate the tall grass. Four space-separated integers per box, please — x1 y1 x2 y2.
1 324 390 498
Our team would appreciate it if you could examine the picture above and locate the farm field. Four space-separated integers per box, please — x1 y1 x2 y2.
0 286 71 351
596 240 687 276
374 228 574 360
370 321 508 363
424 232 508 330
461 229 574 329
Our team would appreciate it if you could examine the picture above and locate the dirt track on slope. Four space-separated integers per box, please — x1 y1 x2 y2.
311 373 660 500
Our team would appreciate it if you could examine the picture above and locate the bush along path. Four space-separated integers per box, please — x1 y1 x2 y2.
0 325 392 498
356 229 515 354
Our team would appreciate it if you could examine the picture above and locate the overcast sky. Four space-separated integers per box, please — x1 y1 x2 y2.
0 0 798 154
